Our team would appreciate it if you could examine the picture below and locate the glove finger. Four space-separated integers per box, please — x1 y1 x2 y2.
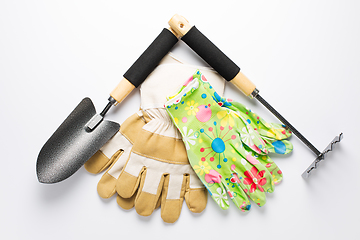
97 149 134 198
260 122 292 140
134 169 164 217
159 174 184 223
184 174 207 213
257 154 283 184
117 184 160 210
204 176 230 210
241 143 283 185
221 177 251 212
155 192 161 209
84 132 133 174
85 111 146 174
230 142 276 195
263 137 293 155
215 94 293 156
116 168 143 198
238 164 271 207
226 147 274 205
116 152 146 198
97 171 117 199
200 85 270 156
116 192 136 210
200 164 252 211
229 101 292 141
85 150 113 174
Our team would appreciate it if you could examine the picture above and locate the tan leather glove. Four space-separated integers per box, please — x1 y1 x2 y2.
84 111 146 209
85 53 226 223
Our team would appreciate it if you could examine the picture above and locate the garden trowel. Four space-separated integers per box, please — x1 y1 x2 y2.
37 28 178 183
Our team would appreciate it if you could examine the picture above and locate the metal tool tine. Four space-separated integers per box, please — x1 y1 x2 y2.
301 133 344 178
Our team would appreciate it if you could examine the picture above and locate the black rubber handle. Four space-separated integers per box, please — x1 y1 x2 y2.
181 26 240 81
124 28 178 87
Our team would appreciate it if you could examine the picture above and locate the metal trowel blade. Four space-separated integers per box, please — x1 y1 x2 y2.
36 97 120 183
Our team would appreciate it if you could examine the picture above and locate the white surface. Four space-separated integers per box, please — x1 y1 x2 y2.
1 0 359 239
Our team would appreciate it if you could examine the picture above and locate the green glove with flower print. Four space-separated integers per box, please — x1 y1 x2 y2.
165 70 292 211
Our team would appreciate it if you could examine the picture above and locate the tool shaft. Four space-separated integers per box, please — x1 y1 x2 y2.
168 15 323 157
255 94 321 156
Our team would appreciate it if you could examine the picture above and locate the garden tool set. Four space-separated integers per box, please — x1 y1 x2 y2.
36 15 343 222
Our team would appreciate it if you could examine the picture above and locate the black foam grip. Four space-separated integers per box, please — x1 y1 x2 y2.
181 26 240 81
124 28 178 87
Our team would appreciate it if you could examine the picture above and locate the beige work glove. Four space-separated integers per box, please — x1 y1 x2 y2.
85 53 226 223
84 111 146 209
116 108 206 223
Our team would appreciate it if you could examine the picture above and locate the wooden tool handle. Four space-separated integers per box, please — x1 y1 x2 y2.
168 14 192 37
110 28 178 104
110 78 135 104
168 14 256 97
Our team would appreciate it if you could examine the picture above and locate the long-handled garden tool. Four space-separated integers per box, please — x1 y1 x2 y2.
37 28 178 183
168 14 343 178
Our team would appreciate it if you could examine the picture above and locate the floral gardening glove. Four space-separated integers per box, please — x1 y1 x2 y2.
223 99 292 156
165 70 292 210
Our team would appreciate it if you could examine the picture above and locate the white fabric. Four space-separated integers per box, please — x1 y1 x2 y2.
165 77 200 106
124 152 204 199
140 53 225 110
104 133 132 178
142 108 181 139
100 132 132 159
100 111 142 178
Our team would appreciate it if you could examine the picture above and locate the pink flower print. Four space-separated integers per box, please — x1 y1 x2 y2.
201 74 208 82
205 169 222 184
183 76 194 86
243 167 267 193
246 153 260 165
227 190 234 199
229 165 242 184
231 173 241 184
260 138 266 147
239 202 248 212
196 105 212 122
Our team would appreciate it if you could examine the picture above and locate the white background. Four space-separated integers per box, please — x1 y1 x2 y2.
1 0 359 239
